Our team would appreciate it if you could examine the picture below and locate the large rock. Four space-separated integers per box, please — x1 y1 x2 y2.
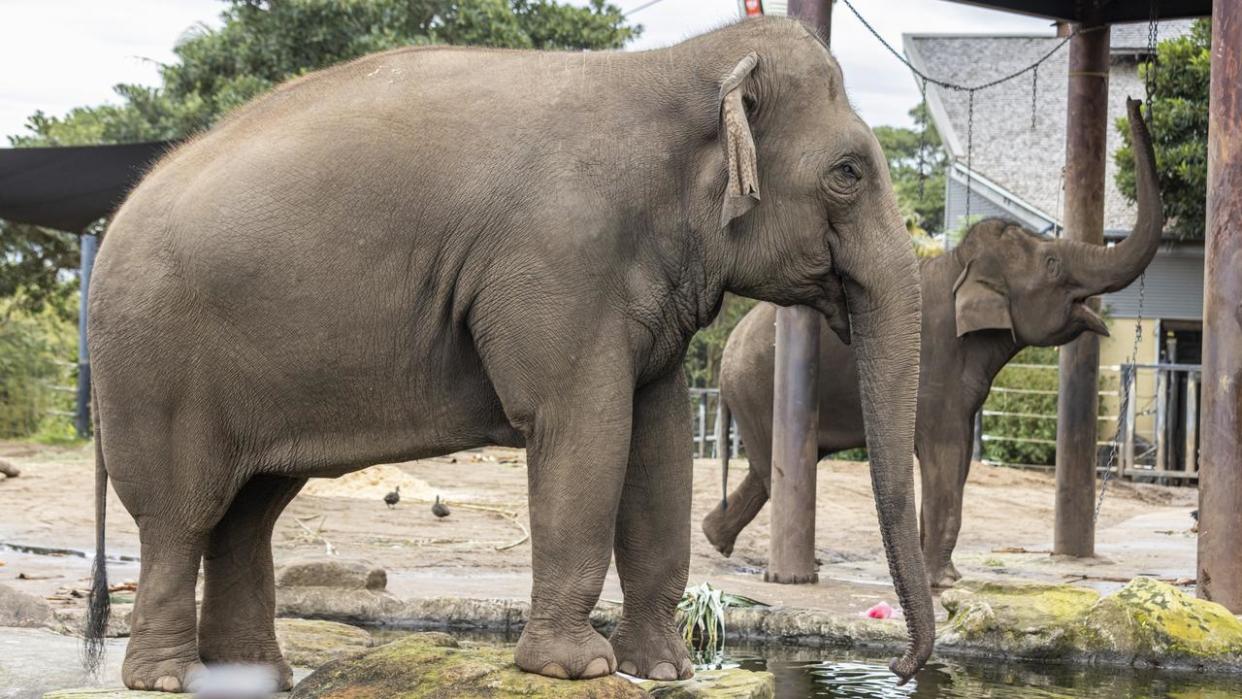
1082 576 1242 662
0 582 54 628
938 580 1099 657
290 632 646 698
276 558 387 591
276 618 374 668
54 603 133 637
938 577 1242 670
637 669 774 698
0 457 19 478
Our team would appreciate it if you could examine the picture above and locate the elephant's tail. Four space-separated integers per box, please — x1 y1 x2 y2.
719 399 731 511
84 405 110 675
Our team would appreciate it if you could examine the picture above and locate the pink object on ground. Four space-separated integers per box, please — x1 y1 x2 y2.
865 601 894 619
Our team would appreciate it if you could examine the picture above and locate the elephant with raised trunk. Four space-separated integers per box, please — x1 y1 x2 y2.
86 17 933 692
703 98 1162 590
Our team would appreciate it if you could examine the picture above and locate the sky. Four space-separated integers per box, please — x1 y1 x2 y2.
0 0 1053 142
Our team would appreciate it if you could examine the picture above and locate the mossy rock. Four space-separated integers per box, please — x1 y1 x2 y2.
637 669 774 698
939 577 1242 669
290 632 646 698
276 618 374 668
1081 577 1242 660
938 580 1100 657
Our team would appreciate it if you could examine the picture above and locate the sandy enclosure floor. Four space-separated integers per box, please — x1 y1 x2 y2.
0 440 1197 618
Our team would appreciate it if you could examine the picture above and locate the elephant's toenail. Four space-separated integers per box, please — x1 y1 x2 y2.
541 662 570 679
680 660 695 679
649 662 679 681
618 660 638 676
154 675 182 692
582 657 611 678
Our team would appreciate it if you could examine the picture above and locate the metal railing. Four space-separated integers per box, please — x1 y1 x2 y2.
689 388 741 459
978 362 1201 481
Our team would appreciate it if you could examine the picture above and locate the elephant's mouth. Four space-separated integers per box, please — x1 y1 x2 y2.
1071 301 1110 337
812 273 852 345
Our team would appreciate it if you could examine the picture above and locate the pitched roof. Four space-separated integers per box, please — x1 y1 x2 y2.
903 20 1191 232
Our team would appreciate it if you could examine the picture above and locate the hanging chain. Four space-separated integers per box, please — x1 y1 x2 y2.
964 90 975 220
1031 65 1039 130
917 77 929 199
1146 0 1159 119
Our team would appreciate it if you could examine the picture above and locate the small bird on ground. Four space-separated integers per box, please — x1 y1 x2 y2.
432 495 451 519
384 486 400 509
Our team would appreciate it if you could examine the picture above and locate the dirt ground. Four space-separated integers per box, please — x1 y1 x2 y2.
0 440 1198 620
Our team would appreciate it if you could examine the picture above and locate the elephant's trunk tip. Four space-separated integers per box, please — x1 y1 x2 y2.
889 642 932 686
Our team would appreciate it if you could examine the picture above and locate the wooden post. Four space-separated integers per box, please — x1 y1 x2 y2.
75 233 98 438
766 0 831 586
768 306 821 584
1198 0 1242 611
1054 22 1109 558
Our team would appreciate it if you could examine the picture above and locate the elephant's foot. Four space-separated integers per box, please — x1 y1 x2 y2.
515 620 616 679
701 506 739 558
122 643 205 693
930 561 963 589
609 619 694 681
198 637 293 691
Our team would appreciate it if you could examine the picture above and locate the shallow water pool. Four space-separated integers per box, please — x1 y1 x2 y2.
370 630 1238 698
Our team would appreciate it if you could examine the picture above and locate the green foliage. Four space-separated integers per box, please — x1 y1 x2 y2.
1114 20 1210 240
684 294 757 389
0 224 80 319
875 102 948 234
0 298 77 439
983 345 1059 466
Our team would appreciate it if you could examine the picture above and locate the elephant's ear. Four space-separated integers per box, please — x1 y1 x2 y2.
719 53 760 229
952 258 1014 338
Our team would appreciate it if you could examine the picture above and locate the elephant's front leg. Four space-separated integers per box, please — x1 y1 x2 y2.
917 418 973 588
512 384 633 680
610 371 694 681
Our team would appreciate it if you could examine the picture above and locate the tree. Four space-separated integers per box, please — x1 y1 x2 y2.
2 0 640 306
874 102 947 234
1114 19 1209 240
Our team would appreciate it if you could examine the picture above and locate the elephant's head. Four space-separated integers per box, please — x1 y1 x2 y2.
951 99 1162 347
696 20 930 682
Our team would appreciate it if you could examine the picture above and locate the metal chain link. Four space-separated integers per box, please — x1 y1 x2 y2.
965 91 975 220
1094 5 1159 524
917 77 929 199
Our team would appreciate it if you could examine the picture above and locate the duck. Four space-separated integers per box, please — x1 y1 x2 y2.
431 495 451 519
384 486 400 509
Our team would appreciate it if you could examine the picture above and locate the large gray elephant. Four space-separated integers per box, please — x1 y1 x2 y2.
702 98 1161 589
84 17 932 693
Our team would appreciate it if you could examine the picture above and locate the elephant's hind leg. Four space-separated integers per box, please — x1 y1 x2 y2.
198 475 306 690
111 478 218 693
609 371 694 681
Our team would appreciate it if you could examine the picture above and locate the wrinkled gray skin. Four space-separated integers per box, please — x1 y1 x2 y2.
702 99 1162 588
86 18 932 693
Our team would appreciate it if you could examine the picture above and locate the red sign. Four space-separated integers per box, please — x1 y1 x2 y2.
744 0 764 17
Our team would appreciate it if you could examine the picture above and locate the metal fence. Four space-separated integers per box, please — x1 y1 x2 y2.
689 388 741 459
978 362 1201 482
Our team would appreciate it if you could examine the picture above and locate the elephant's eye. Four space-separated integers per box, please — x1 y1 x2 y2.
837 162 861 182
1045 255 1062 279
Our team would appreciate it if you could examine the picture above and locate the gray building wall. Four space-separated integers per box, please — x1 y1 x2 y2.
1101 245 1204 320
945 168 1053 235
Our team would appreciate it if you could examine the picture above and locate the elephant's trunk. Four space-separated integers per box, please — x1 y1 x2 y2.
838 209 934 684
1063 98 1164 294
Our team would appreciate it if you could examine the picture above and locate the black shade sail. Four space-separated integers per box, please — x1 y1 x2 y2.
0 141 176 233
942 0 1213 23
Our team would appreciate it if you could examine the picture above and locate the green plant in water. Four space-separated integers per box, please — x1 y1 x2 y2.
676 582 768 667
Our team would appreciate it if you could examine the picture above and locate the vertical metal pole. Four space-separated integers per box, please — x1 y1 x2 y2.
698 399 708 458
1054 21 1109 558
1185 372 1199 475
1123 366 1137 475
1155 369 1168 472
75 233 98 438
1198 0 1242 611
766 0 830 586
